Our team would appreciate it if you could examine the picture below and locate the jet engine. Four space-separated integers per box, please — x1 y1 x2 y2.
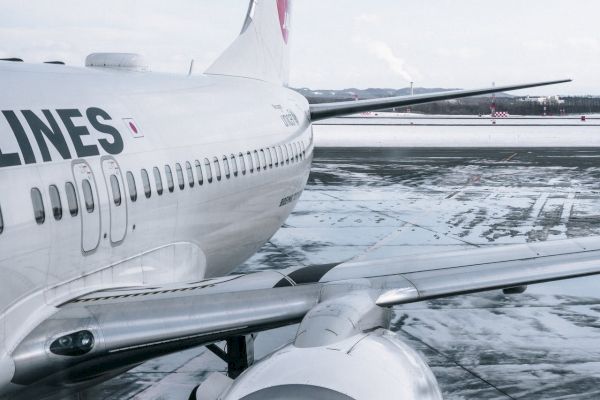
194 290 442 400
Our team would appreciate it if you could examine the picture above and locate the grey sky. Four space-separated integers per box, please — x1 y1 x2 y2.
1 0 598 95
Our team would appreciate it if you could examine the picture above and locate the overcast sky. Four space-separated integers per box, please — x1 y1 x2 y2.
1 0 598 95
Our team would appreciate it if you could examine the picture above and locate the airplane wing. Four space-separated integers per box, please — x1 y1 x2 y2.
11 236 600 390
309 79 572 121
322 236 600 305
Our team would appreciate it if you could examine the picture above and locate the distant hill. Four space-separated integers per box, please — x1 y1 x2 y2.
293 87 600 116
295 87 515 104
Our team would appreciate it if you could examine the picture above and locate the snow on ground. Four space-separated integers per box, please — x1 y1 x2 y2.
314 116 600 147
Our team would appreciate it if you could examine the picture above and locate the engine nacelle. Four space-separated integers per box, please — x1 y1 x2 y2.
199 329 442 400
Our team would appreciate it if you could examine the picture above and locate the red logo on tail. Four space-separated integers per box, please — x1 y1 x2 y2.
277 0 291 43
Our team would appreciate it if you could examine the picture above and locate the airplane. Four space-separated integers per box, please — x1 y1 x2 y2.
0 1 586 399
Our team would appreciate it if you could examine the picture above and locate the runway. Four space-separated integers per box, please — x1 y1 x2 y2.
85 147 600 399
314 116 600 147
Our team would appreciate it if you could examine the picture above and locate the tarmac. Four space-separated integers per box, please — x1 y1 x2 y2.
84 147 600 400
314 115 600 147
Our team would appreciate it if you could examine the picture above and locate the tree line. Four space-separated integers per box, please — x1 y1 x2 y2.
398 97 600 116
303 93 600 116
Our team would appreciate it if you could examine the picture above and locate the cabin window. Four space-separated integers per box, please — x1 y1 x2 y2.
265 147 273 168
31 188 46 224
271 147 278 166
229 154 238 177
126 172 137 202
213 157 222 181
246 151 254 173
141 169 151 198
277 146 284 165
283 144 290 164
110 175 122 206
49 185 63 221
195 160 204 185
153 167 163 195
238 152 246 175
253 150 261 171
48 185 63 221
186 161 195 188
82 179 95 213
65 182 79 216
259 149 267 170
204 158 213 183
165 165 175 192
222 156 231 179
176 163 185 189
0 205 3 234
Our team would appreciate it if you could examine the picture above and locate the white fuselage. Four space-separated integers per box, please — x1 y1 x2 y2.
0 61 313 364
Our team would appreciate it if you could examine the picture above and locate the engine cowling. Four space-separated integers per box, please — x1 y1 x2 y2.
197 289 442 399
199 329 442 400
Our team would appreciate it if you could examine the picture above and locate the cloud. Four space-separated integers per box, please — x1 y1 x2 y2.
354 13 380 24
0 1 596 94
522 40 556 51
367 41 414 83
565 37 600 52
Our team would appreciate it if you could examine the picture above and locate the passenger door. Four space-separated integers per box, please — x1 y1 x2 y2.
72 160 101 253
101 157 128 245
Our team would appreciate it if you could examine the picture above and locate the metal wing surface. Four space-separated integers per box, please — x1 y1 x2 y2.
321 236 600 305
10 237 600 393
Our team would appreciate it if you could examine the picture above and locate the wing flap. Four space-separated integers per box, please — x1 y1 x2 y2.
407 251 600 301
309 79 572 121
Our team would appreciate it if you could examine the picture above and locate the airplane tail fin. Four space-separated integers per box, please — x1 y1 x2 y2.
206 0 292 86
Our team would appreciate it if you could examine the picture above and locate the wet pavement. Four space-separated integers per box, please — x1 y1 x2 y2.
86 147 600 399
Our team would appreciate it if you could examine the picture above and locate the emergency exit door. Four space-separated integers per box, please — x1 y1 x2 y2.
101 157 128 245
72 161 101 253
